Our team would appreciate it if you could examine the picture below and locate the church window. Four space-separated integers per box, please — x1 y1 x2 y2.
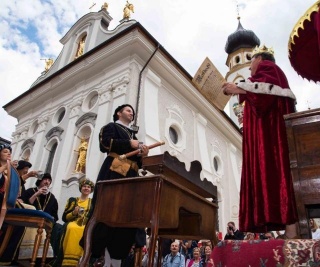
57 109 65 123
45 142 57 174
169 126 179 144
213 157 219 172
89 94 98 109
53 107 66 125
83 91 98 112
165 107 186 153
246 53 252 61
212 155 223 176
235 56 240 64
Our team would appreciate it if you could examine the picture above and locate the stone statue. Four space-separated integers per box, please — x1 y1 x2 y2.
101 2 108 11
74 137 88 173
44 58 54 72
123 1 134 19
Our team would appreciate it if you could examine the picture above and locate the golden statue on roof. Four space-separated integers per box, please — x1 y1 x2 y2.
101 2 108 11
75 36 86 59
123 1 134 19
44 58 54 72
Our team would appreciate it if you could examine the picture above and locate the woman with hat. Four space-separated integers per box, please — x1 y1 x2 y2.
49 179 95 267
0 144 27 265
0 144 12 207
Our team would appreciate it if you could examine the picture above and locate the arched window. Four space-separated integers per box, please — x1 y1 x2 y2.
45 142 57 173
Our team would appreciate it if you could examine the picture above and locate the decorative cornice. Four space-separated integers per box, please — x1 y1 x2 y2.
21 138 35 151
45 126 64 141
75 112 97 128
69 100 82 118
38 117 49 132
62 173 86 187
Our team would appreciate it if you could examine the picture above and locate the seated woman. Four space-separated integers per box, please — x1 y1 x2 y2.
0 144 27 265
50 179 95 266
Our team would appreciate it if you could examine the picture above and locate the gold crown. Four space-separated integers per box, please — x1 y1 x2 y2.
252 45 274 57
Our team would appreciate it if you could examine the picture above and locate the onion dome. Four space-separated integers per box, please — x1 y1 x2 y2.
225 18 260 54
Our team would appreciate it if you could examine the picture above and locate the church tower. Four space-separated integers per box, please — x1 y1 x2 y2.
224 17 260 129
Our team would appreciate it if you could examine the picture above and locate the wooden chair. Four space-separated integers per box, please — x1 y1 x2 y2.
0 165 55 267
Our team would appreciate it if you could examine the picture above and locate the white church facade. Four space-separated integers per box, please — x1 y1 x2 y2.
3 8 259 236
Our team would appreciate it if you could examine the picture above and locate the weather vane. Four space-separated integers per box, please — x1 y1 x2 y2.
235 0 241 20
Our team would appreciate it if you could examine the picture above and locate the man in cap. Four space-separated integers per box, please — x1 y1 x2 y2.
21 173 59 221
15 160 39 198
81 104 149 267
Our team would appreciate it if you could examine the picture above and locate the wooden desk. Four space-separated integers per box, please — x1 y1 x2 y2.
284 108 320 238
78 175 218 267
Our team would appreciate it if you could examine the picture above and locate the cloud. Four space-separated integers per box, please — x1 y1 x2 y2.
1 0 319 141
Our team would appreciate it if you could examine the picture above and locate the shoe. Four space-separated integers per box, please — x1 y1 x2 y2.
91 256 105 267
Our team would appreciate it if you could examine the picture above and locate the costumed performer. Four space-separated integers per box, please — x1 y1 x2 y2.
222 45 298 238
81 104 149 267
49 179 94 266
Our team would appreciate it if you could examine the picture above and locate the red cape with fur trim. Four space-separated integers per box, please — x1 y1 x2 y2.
238 60 297 232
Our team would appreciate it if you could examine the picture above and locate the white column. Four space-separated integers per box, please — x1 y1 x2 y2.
11 130 22 160
86 88 112 180
194 113 211 177
24 117 49 189
142 70 162 155
29 117 49 169
51 100 82 200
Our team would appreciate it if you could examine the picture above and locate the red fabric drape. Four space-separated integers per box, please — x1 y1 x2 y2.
289 6 320 82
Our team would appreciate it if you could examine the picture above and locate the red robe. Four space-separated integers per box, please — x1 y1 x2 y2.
238 60 298 232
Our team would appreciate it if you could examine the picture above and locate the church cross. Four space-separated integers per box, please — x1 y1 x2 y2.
89 2 96 11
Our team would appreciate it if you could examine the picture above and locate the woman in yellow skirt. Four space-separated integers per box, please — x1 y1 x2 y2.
50 179 94 267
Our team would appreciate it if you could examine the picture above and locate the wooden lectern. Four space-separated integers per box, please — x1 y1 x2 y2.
284 108 320 239
78 152 218 267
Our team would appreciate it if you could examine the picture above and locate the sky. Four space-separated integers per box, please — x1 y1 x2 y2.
1 0 319 141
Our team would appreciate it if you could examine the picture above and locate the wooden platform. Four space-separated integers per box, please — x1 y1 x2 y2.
285 108 320 238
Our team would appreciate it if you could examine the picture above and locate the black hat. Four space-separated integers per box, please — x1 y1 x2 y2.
17 160 32 170
35 173 52 187
113 104 135 122
0 143 12 152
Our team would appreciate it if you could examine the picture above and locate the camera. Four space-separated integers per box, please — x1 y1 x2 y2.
36 171 44 179
228 226 233 231
78 207 85 216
